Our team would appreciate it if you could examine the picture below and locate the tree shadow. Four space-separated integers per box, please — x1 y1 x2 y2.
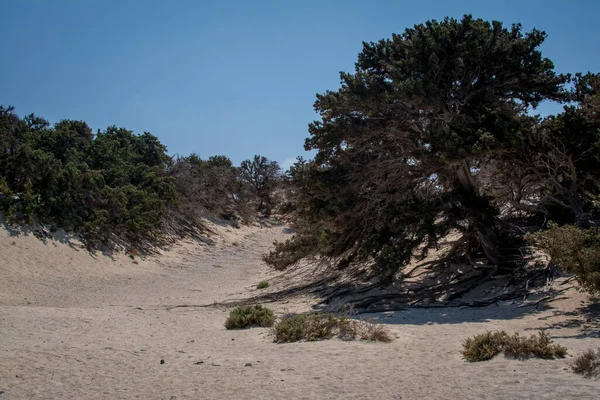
1 213 131 261
530 299 600 339
249 263 576 327
354 298 554 326
0 213 83 251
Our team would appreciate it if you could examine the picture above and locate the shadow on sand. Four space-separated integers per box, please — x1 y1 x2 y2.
528 300 600 339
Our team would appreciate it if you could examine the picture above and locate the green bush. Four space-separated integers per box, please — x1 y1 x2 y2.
224 305 276 330
0 107 179 248
461 331 508 362
462 331 567 362
528 223 600 294
503 331 567 360
272 313 392 343
256 281 270 289
571 348 600 379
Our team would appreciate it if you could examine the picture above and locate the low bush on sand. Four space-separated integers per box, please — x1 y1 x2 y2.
528 223 600 294
256 281 270 289
571 348 600 379
502 331 568 360
272 313 393 343
461 331 507 362
462 331 567 362
224 305 276 329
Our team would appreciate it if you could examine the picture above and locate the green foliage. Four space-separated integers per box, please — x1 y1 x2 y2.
224 305 276 329
22 178 35 225
571 348 600 379
272 314 392 343
0 106 178 248
462 331 567 362
256 281 270 289
528 223 600 294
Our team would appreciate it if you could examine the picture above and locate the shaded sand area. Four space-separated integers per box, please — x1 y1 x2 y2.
1 222 600 399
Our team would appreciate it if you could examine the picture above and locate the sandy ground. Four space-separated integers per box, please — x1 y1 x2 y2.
1 222 600 400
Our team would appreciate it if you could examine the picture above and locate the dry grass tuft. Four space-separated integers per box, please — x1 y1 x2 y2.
571 348 600 379
354 321 394 343
272 313 392 343
256 281 270 289
462 331 567 362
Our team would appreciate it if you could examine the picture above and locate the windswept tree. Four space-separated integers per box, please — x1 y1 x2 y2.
169 154 251 220
239 155 281 216
265 15 569 282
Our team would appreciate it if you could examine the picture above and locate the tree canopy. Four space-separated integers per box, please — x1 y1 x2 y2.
265 15 599 284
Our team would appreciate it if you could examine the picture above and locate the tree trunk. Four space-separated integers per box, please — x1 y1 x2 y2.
257 195 264 212
569 195 588 228
456 161 503 265
264 194 272 216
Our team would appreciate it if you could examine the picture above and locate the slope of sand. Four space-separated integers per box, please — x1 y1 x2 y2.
1 222 600 399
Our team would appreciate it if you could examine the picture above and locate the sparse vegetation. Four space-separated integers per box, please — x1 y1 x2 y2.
571 348 600 379
256 281 270 289
272 313 392 343
462 331 567 362
224 305 276 330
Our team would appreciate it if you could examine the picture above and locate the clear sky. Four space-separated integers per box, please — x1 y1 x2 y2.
1 1 598 169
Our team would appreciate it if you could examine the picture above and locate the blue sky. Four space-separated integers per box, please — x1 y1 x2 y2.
1 1 598 170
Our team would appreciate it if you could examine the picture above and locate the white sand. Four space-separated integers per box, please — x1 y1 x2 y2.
1 222 599 399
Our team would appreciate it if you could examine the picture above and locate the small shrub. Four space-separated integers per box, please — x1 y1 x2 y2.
462 331 567 362
461 331 508 362
256 281 270 289
224 305 276 330
273 314 349 342
354 321 394 343
503 331 567 360
571 348 600 379
272 313 392 343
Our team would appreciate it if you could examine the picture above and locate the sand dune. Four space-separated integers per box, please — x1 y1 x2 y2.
1 222 599 399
